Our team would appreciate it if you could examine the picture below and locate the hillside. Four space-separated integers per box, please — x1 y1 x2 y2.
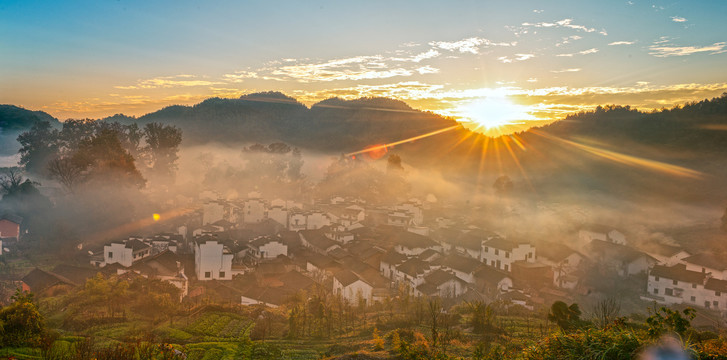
0 105 60 157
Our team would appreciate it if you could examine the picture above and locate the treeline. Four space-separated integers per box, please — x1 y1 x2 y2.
17 119 182 190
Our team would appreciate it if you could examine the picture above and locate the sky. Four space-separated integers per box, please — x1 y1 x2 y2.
1 0 726 132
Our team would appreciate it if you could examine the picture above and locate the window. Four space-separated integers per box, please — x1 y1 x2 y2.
691 296 696 302
205 271 211 278
672 280 678 285
705 301 710 308
692 284 697 289
654 276 659 281
108 252 113 258
714 301 719 307
653 288 659 294
495 249 499 255
665 288 673 296
717 291 722 296
219 271 226 278
505 252 510 258
528 252 533 259
484 247 489 253
504 264 509 271
491 260 495 267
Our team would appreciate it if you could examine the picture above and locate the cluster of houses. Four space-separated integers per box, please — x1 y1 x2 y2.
5 190 726 320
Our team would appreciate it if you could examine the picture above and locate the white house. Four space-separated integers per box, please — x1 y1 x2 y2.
588 239 656 277
642 243 691 267
203 201 236 225
395 202 424 225
194 239 233 281
441 254 482 284
387 211 411 227
268 206 288 227
249 237 288 260
333 269 373 306
243 197 266 224
646 263 727 312
306 211 331 230
579 224 627 245
392 231 442 256
103 239 152 267
536 241 586 288
481 237 535 272
683 254 727 280
416 269 468 298
289 211 307 231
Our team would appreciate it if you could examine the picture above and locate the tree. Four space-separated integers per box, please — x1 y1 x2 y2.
721 206 727 232
141 122 182 179
591 297 621 329
548 301 585 332
0 289 45 347
17 120 59 175
646 306 696 339
493 175 513 196
47 157 83 192
71 129 146 188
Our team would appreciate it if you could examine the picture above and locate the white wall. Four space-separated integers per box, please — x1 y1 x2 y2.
195 241 233 280
104 243 133 267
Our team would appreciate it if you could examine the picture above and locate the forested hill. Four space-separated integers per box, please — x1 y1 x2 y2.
0 105 60 157
105 92 458 152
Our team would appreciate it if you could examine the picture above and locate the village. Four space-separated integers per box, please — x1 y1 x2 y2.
3 189 726 321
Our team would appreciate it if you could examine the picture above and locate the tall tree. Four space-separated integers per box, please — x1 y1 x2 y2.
16 121 59 175
141 123 182 179
71 129 146 188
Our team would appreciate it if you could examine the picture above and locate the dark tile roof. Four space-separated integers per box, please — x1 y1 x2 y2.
442 254 482 274
484 237 524 252
334 269 365 287
51 264 98 285
277 271 316 291
650 264 707 284
588 239 655 263
0 213 23 224
249 236 284 249
391 231 438 250
536 242 580 262
396 258 430 277
22 268 75 292
424 269 466 287
125 239 151 252
705 278 727 293
381 250 407 266
474 266 510 285
683 253 727 271
299 230 339 251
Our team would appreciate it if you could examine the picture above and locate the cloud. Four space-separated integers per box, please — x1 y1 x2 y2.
533 9 544 13
266 55 420 82
671 16 687 23
391 49 441 62
556 48 599 57
551 68 582 73
498 53 535 63
115 75 223 89
429 37 513 54
520 18 607 35
649 41 727 57
222 71 259 83
556 35 582 47
608 41 635 46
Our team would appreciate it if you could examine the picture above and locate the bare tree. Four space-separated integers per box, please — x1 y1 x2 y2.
591 297 621 328
0 168 24 195
47 157 83 192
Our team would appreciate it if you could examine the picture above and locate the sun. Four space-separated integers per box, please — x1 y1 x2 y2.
458 95 535 135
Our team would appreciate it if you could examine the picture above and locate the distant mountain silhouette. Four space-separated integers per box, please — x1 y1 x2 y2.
0 105 60 157
105 92 458 152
